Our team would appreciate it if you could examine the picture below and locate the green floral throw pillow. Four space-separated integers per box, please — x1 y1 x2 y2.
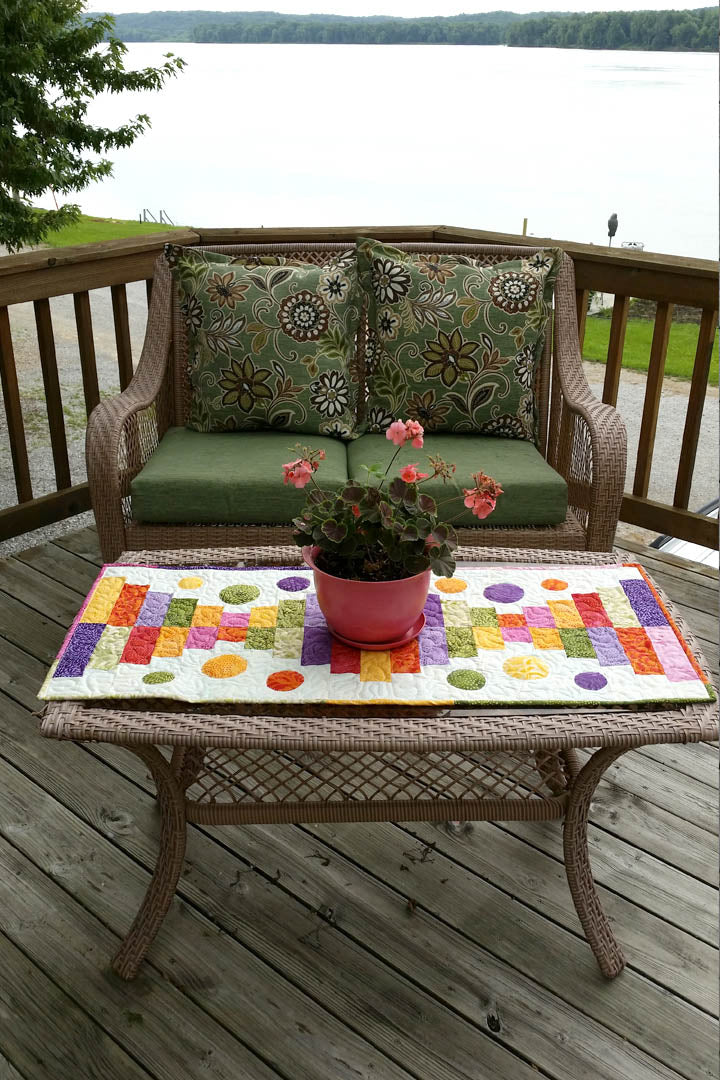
165 244 362 438
356 237 561 440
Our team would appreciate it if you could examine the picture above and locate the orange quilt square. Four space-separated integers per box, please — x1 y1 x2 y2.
498 613 525 628
217 626 248 642
153 626 189 657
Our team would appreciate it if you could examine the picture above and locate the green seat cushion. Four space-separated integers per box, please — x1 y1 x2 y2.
356 237 560 441
131 428 349 525
346 434 567 528
165 244 362 438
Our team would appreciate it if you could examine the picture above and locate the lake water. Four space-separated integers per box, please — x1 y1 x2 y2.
74 43 718 260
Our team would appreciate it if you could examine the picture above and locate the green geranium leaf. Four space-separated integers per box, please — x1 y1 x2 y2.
430 548 456 578
307 488 331 506
321 519 348 544
388 477 407 503
400 523 419 542
341 484 365 502
417 494 436 514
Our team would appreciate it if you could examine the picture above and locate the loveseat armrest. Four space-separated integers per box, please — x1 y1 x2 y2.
549 256 627 551
86 263 174 561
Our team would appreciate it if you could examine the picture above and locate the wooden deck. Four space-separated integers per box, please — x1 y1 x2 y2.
0 527 716 1080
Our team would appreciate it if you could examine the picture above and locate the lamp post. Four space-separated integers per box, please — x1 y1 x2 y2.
608 212 618 246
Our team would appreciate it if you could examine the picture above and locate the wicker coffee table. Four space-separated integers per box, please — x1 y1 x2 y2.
40 545 718 981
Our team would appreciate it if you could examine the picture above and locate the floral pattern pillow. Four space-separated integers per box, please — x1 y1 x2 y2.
165 244 362 438
356 237 561 440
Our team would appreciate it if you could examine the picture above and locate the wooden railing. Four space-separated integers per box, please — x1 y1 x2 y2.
0 224 717 549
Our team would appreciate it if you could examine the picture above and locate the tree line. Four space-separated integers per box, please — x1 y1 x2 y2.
105 8 717 51
506 7 716 50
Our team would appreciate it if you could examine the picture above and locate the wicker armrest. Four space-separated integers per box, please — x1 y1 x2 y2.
87 267 174 561
551 257 627 550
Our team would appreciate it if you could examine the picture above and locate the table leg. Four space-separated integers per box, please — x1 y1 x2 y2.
563 745 627 979
112 745 187 980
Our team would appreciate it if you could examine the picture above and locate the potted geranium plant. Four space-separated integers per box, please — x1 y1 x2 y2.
283 419 503 648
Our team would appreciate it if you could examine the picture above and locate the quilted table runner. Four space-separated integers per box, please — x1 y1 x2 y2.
39 563 714 707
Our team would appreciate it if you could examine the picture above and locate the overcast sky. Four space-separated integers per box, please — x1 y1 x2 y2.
86 1 710 15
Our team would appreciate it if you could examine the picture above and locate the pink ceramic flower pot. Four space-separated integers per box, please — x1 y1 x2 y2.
302 546 431 645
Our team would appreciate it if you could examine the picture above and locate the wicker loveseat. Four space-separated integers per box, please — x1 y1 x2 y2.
87 240 627 562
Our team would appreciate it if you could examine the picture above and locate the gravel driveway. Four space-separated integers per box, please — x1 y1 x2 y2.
1 280 717 556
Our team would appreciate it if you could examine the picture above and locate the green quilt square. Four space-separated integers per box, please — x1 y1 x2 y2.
277 599 306 628
163 598 197 627
273 627 304 659
442 600 473 627
245 627 276 650
445 628 477 658
470 607 499 627
559 629 596 659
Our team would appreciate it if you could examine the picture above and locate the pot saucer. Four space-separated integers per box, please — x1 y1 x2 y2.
328 613 426 652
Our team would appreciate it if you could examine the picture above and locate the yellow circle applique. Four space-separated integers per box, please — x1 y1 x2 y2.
503 657 550 680
202 654 247 678
435 578 467 594
178 576 204 589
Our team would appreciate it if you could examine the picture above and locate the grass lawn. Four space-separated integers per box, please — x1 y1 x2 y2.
583 316 719 386
42 213 185 248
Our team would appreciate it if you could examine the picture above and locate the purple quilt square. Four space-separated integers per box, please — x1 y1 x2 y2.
220 611 251 627
135 591 173 627
304 595 327 627
186 627 218 649
587 627 629 666
418 626 449 666
620 580 668 627
54 623 106 678
502 626 533 643
301 626 332 665
423 594 445 627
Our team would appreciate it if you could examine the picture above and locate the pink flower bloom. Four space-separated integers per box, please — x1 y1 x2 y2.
316 450 326 460
462 471 503 519
282 458 313 488
405 419 424 449
463 490 497 519
400 463 429 483
386 420 408 446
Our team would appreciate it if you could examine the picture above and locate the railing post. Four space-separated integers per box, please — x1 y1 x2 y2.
0 306 33 503
674 308 719 509
34 298 71 491
633 301 674 499
602 295 630 407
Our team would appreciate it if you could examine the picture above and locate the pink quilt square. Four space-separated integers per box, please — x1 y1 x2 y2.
502 626 533 643
186 627 218 649
220 611 251 627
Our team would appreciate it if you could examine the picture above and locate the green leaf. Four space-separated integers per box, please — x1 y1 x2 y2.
400 523 419 542
321 519 348 544
341 484 365 502
388 477 407 504
417 493 436 515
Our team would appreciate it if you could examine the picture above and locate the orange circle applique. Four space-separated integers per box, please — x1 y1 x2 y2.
267 670 304 692
202 654 247 678
178 576 204 589
541 578 568 591
435 578 467 593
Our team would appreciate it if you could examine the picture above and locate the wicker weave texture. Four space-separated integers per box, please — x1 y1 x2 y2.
86 239 627 561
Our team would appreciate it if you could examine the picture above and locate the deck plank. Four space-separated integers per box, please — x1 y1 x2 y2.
0 526 717 1080
0 933 154 1080
0 689 714 1080
0 716 546 1080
